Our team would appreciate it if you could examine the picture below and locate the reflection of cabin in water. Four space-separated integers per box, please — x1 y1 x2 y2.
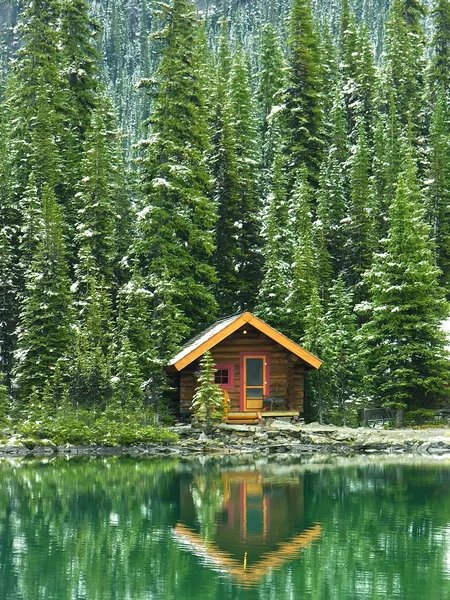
165 312 322 421
174 469 322 586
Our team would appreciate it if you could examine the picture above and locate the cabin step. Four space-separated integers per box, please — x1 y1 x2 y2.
226 412 260 424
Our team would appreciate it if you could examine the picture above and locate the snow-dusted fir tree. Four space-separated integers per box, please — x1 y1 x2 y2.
358 152 449 419
288 166 319 340
0 108 18 387
117 270 153 378
5 0 62 205
345 124 376 300
257 23 286 174
426 91 450 296
256 151 293 332
143 271 190 409
314 96 348 294
302 287 329 424
191 350 224 428
384 0 427 138
370 80 405 239
136 0 217 333
210 23 242 315
59 0 101 238
430 0 450 100
338 0 359 140
228 48 262 311
324 276 358 425
73 95 120 299
111 322 144 408
66 275 113 409
284 0 324 185
13 187 72 402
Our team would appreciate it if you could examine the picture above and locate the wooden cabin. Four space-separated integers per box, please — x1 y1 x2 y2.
165 312 322 422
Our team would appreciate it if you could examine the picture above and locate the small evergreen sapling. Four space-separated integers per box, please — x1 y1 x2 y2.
191 351 224 428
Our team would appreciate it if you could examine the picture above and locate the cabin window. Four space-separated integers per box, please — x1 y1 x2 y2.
214 364 235 390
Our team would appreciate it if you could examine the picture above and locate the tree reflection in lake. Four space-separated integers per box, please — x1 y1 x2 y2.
1 456 450 599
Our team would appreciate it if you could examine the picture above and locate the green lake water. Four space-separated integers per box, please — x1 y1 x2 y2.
1 455 450 600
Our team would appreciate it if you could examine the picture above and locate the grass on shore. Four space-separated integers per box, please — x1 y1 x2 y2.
1 403 178 447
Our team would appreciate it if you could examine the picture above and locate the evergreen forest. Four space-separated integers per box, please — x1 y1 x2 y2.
0 0 449 432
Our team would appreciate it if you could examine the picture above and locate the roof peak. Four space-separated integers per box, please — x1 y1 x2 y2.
166 311 322 372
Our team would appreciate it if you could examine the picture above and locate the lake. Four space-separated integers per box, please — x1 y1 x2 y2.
1 455 450 599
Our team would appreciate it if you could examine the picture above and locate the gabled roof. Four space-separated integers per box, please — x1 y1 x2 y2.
167 311 322 372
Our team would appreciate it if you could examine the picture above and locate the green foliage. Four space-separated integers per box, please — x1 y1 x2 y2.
0 374 10 425
13 187 72 402
284 0 325 184
302 288 330 423
405 408 440 426
191 351 224 427
385 0 427 136
73 96 121 294
136 0 217 333
288 166 319 339
256 152 293 332
430 0 450 97
358 154 449 410
346 124 376 298
16 405 177 446
426 91 450 295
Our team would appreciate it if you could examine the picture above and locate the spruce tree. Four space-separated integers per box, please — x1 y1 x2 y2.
346 125 376 298
209 25 242 315
111 323 144 408
13 187 72 402
324 276 358 426
384 0 427 136
191 350 224 427
136 0 217 333
358 154 449 416
73 95 121 298
228 48 263 311
302 288 329 424
257 23 286 173
426 91 450 295
430 0 450 99
256 152 293 332
287 167 319 340
5 0 62 207
0 110 19 386
284 0 324 185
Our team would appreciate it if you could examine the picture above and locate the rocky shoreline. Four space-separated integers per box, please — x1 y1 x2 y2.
2 419 450 458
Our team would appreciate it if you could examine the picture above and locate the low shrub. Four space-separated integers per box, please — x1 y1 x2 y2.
405 409 438 426
16 405 178 446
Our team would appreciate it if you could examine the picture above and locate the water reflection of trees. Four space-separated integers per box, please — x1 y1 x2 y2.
0 458 450 599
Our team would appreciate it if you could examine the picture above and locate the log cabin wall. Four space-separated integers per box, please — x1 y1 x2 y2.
178 325 305 415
